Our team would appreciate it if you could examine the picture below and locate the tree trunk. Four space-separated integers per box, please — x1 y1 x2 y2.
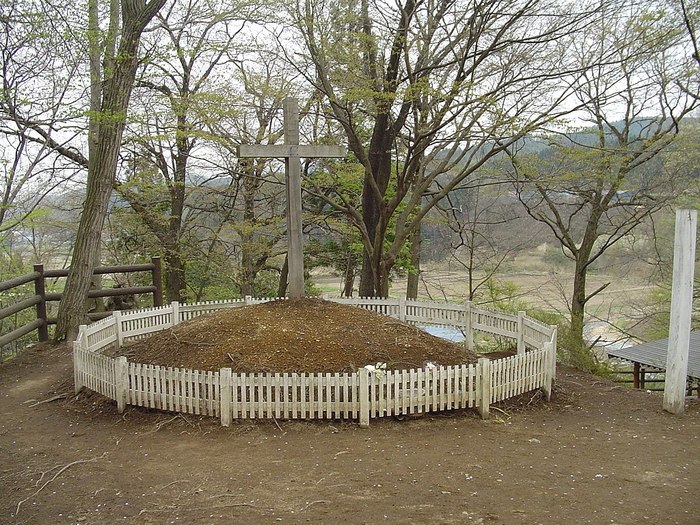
240 162 260 296
570 258 588 344
55 121 125 340
277 255 289 298
163 102 189 302
164 243 186 303
342 252 356 297
240 248 256 296
358 106 397 297
54 0 166 342
406 225 421 299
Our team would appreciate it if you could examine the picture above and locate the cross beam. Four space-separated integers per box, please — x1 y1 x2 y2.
237 98 346 298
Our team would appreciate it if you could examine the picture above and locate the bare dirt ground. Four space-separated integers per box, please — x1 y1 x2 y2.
2 343 699 525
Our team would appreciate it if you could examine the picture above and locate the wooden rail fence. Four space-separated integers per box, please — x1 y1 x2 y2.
0 257 163 353
74 298 557 426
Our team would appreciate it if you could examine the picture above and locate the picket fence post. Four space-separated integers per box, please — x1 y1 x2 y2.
399 296 406 322
79 324 88 349
220 368 232 427
542 342 553 401
478 357 491 419
113 311 123 347
171 301 180 327
116 356 128 413
517 311 525 354
359 368 370 428
464 301 474 351
73 341 83 394
550 326 558 381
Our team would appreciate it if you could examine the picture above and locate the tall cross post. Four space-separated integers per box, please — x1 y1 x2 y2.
237 98 346 298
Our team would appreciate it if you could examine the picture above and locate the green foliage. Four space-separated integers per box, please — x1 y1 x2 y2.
479 278 528 312
558 325 614 376
527 307 613 375
475 279 613 374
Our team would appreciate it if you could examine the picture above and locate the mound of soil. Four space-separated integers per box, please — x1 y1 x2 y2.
118 298 477 373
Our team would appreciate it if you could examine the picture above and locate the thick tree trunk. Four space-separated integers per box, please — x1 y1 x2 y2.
240 163 260 296
342 252 356 297
571 259 588 344
164 108 189 302
54 0 166 342
240 248 256 296
277 255 289 298
358 251 375 297
58 161 115 339
164 244 186 303
406 225 421 299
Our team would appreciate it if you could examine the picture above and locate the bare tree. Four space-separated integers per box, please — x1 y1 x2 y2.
508 1 698 345
289 0 601 297
55 0 166 341
0 0 83 239
436 175 536 301
115 0 254 302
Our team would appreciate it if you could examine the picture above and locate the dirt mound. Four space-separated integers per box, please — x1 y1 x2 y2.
118 298 477 373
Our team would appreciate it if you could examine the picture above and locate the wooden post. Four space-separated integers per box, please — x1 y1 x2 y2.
283 99 304 299
516 311 525 354
464 301 474 351
151 256 163 306
359 368 370 428
633 362 640 389
663 209 696 415
113 311 123 347
171 301 180 327
542 342 553 401
33 264 49 342
220 368 232 427
550 326 558 381
116 356 128 413
73 341 83 394
478 357 491 419
79 324 88 348
399 296 406 322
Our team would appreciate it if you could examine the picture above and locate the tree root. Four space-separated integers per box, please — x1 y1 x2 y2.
15 452 108 516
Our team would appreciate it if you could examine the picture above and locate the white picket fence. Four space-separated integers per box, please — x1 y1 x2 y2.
73 297 557 426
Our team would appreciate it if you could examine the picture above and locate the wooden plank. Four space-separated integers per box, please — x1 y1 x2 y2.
401 370 409 415
291 373 298 419
359 368 369 428
267 374 273 419
409 369 417 414
332 373 339 418
237 144 346 159
240 373 248 419
283 373 290 419
274 373 281 419
220 368 231 426
391 371 399 417
340 374 348 418
231 373 239 419
307 373 314 419
350 373 356 419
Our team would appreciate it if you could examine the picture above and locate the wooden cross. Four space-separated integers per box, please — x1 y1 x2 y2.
237 98 346 299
